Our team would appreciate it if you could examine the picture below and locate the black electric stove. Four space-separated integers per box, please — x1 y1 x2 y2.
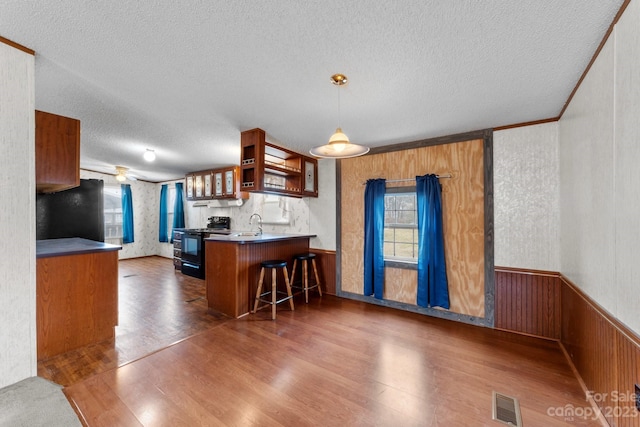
181 217 230 279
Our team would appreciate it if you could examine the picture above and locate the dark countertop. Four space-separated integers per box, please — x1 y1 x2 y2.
204 232 315 244
36 238 122 258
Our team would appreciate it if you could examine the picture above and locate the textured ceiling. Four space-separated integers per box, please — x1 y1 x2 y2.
1 1 625 182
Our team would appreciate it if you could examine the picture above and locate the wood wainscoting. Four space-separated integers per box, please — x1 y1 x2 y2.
560 277 640 427
495 267 562 340
495 266 640 427
309 248 336 295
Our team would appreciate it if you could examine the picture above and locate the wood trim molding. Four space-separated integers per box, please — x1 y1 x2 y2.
493 117 559 132
557 0 631 119
495 265 560 277
493 0 631 133
0 35 35 55
367 128 489 155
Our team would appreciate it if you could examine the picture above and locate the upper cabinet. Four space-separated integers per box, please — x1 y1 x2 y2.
240 128 318 198
35 110 80 193
185 166 247 201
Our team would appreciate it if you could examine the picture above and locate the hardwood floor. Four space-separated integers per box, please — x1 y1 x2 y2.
42 256 603 426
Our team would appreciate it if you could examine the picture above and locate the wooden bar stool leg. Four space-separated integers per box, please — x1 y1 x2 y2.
311 258 322 297
290 258 298 289
283 266 295 311
253 267 265 313
271 268 277 320
302 259 309 303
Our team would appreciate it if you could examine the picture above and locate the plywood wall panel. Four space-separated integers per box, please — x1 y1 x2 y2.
340 139 485 317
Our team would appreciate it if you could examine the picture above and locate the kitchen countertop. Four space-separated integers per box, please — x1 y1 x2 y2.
204 232 315 244
36 237 122 258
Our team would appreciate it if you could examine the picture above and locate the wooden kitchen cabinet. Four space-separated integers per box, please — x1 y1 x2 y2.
185 166 246 201
36 110 81 193
240 128 318 198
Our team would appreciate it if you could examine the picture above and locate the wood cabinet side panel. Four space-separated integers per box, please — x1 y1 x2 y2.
36 251 118 360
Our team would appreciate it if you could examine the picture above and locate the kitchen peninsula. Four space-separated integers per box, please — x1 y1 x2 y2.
205 233 315 318
36 238 121 360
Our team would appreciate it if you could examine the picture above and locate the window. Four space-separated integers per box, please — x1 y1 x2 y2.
166 185 176 237
104 185 123 243
384 187 418 263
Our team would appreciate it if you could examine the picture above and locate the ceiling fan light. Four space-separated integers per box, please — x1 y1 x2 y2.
115 173 126 182
143 149 156 162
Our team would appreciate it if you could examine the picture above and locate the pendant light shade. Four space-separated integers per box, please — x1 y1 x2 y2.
310 74 369 159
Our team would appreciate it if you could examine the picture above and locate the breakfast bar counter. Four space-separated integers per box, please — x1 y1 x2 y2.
204 233 315 318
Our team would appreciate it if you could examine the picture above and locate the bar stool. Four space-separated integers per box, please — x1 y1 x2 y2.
252 260 294 320
290 253 322 303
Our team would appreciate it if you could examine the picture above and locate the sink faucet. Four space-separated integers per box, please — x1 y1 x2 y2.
249 213 262 235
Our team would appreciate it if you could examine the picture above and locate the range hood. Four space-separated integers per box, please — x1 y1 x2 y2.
192 199 245 208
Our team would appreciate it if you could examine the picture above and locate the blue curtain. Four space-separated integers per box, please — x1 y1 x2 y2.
416 174 449 309
121 184 134 244
363 178 386 299
159 184 169 242
171 182 185 243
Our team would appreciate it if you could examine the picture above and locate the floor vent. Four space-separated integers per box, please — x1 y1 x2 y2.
492 391 522 426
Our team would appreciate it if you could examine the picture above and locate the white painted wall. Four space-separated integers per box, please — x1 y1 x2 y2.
0 42 36 388
309 159 336 251
558 0 640 334
494 123 560 271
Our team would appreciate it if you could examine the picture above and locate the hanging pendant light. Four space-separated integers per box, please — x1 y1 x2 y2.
310 74 369 158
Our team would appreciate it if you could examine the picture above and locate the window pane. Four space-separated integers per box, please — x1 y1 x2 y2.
394 243 415 258
396 195 415 210
384 195 395 210
383 242 394 257
397 210 415 225
384 210 397 224
383 227 395 241
394 228 414 243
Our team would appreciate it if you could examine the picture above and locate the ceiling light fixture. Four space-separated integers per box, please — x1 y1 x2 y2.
115 166 128 182
310 74 369 159
143 149 156 162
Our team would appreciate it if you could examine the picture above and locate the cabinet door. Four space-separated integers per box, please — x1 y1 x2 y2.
186 175 195 200
215 172 223 197
204 173 212 197
224 169 235 196
195 174 203 198
35 110 80 193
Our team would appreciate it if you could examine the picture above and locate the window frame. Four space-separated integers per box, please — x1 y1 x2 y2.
103 185 123 244
383 185 418 270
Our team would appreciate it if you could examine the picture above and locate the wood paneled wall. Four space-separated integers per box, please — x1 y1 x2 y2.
561 277 640 427
310 248 336 295
495 267 640 427
340 138 486 317
494 267 561 339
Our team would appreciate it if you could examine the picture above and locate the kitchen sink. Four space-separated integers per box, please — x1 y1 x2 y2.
231 231 261 237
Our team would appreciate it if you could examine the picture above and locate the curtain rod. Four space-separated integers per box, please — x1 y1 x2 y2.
361 174 452 185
